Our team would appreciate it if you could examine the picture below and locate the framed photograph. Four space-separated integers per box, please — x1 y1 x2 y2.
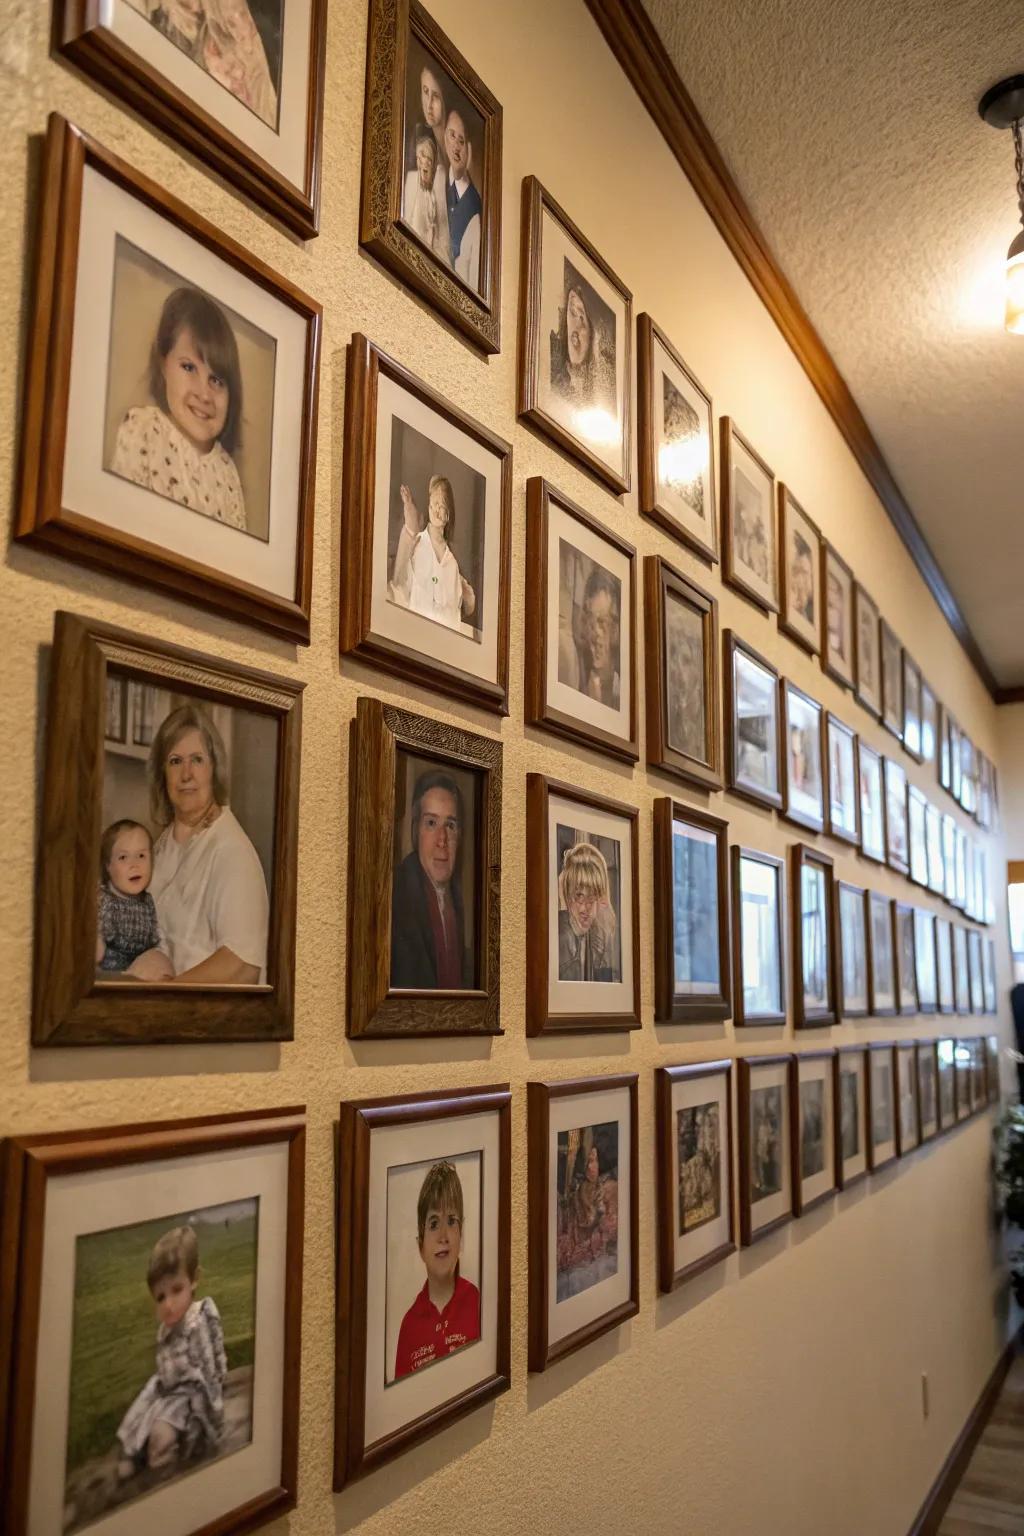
721 419 778 611
347 698 501 1038
821 543 855 688
935 918 955 1014
637 314 717 560
964 840 977 923
834 1046 869 1189
104 672 127 745
341 333 511 714
655 1061 735 1290
825 713 859 845
942 813 957 904
893 902 918 1016
526 777 640 1036
883 757 909 875
939 706 953 793
968 929 985 1015
334 1084 510 1485
781 680 824 834
791 843 837 1028
525 478 637 760
778 486 821 653
737 1055 794 1245
954 826 968 911
978 754 994 831
867 1042 898 1171
853 583 882 716
921 680 938 765
880 620 903 740
527 1076 638 1369
970 1037 987 1112
954 1040 972 1120
902 652 923 760
895 1041 920 1155
908 785 929 888
937 1038 956 1129
925 801 945 895
642 556 720 787
653 801 730 1024
867 891 897 1017
58 2 326 238
1 1107 305 1536
950 717 964 803
986 1033 1000 1102
917 1042 939 1142
18 115 320 643
360 0 501 351
724 631 782 810
518 176 631 491
731 848 786 1028
858 740 885 863
791 1051 837 1214
33 612 302 1048
953 925 971 1014
836 881 869 1019
984 938 998 1016
914 909 938 1014
960 735 977 815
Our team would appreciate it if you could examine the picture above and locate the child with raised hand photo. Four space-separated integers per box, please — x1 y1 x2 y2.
389 473 476 632
394 1160 480 1379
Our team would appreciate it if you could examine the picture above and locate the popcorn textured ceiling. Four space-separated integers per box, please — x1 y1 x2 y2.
643 0 1024 689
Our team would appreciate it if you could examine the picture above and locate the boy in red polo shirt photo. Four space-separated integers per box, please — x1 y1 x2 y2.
394 1159 480 1379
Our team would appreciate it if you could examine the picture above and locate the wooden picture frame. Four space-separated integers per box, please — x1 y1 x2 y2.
731 847 787 1028
893 901 919 1016
655 1061 735 1289
518 176 632 492
791 843 837 1028
340 333 511 714
334 1084 511 1485
723 631 782 811
883 756 910 875
347 697 501 1038
821 542 855 689
954 1039 973 1120
738 1054 794 1245
825 712 860 846
653 800 730 1023
895 1041 920 1155
942 812 958 905
936 1038 957 1130
526 776 641 1036
986 1033 1000 1103
880 619 903 740
968 929 986 1016
790 1050 838 1214
867 1042 898 1171
34 612 302 1047
528 1075 639 1367
637 314 717 561
867 890 898 1017
359 0 502 352
524 477 637 759
914 908 938 1014
833 1046 869 1189
1 1106 305 1536
935 917 955 1015
917 1040 940 1142
953 925 971 1015
939 705 953 793
778 486 821 654
835 881 869 1019
902 650 923 761
643 556 721 788
853 583 882 717
907 785 929 888
720 418 779 612
920 679 938 766
780 679 825 835
984 939 998 1016
17 114 321 643
925 800 945 895
857 739 886 863
57 3 327 239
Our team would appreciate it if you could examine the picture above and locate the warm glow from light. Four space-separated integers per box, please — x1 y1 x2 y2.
658 436 708 492
572 406 620 448
1006 246 1024 333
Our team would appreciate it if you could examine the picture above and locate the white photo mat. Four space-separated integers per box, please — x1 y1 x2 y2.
871 1053 897 1164
796 1055 835 1207
746 1060 791 1235
672 818 719 997
547 794 634 1018
671 1071 730 1273
544 503 631 739
838 1054 868 1183
729 434 776 606
652 333 713 544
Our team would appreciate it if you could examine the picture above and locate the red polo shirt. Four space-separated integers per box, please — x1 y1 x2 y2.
394 1274 480 1379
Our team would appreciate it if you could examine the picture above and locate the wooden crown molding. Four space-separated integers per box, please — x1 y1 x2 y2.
584 0 1001 701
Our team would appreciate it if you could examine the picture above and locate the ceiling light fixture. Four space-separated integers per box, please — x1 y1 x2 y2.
980 74 1024 335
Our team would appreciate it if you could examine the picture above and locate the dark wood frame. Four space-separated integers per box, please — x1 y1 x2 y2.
17 114 321 644
936 1038 956 1131
334 1084 511 1485
723 630 782 811
866 1042 898 1171
737 1053 794 1245
653 799 730 1023
954 1038 972 1121
942 812 958 906
968 928 986 1016
518 175 632 492
720 418 778 613
913 908 938 1015
523 476 637 759
57 3 327 238
984 939 998 1017
777 485 821 655
655 1060 735 1289
359 0 502 352
730 847 787 1028
880 620 903 741
835 881 869 1020
920 678 938 766
824 712 860 846
527 1074 639 1367
902 650 924 761
637 313 717 561
907 784 930 889
883 755 910 875
780 679 825 835
893 901 919 1017
853 582 882 718
895 1040 920 1156
525 775 641 1036
790 1049 838 1215
917 1039 940 1143
340 332 511 714
347 697 501 1037
867 890 898 1018
643 555 721 787
953 925 971 1015
33 612 303 1047
857 738 886 864
833 1045 868 1190
925 800 945 895
986 1034 1000 1103
791 843 837 1028
1 1106 305 1536
939 705 953 794
935 917 956 1015
950 717 964 803
820 542 855 689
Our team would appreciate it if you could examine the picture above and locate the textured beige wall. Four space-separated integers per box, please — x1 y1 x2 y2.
0 2 1015 1534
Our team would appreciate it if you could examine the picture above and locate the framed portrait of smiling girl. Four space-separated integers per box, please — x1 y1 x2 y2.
17 116 320 643
32 612 303 1047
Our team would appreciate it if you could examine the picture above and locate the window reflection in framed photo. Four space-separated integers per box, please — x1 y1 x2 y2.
880 620 903 740
858 740 885 863
914 909 938 1014
853 583 881 717
937 1038 956 1129
920 679 938 766
926 801 945 895
724 631 782 810
738 1055 793 1245
867 890 897 1016
935 918 955 1014
867 1043 898 1170
653 801 729 1023
637 314 716 560
954 1039 972 1120
968 929 985 1016
836 881 868 1019
781 680 824 835
902 651 923 760
778 487 820 654
721 419 778 612
953 925 970 1014
655 1061 735 1289
790 1051 837 1215
791 843 836 1028
825 712 859 846
983 939 998 1016
908 785 929 888
821 543 854 689
731 848 786 1028
833 1046 868 1188
643 556 721 789
883 757 909 875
